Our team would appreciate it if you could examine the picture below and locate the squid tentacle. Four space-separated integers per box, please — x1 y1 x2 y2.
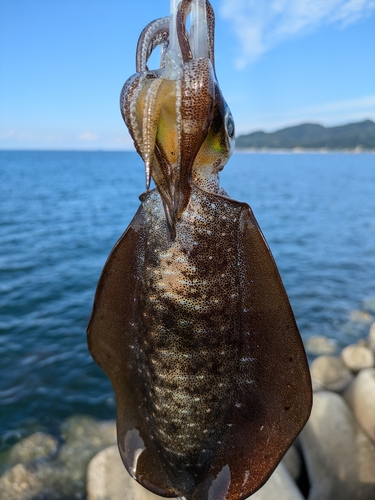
142 78 165 190
136 17 170 73
176 0 215 66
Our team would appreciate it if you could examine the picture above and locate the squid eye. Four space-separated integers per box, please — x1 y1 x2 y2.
226 114 235 139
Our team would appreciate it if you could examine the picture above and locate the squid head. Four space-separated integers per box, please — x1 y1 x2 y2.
120 0 234 238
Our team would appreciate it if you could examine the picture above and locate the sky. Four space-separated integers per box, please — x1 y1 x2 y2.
0 0 374 150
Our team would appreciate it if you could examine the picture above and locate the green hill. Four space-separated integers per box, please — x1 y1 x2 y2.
235 120 375 150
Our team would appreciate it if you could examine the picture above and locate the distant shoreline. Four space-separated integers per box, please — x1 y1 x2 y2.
235 148 375 154
235 120 375 151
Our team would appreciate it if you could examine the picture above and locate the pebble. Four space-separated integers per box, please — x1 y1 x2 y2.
310 355 353 392
305 336 337 356
300 391 375 500
341 344 374 372
344 368 375 443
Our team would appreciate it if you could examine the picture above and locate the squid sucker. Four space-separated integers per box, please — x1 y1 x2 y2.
87 1 312 499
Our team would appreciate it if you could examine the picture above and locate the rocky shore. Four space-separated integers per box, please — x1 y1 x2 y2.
1 320 375 500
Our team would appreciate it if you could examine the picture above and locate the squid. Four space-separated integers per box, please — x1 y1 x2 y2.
87 0 312 499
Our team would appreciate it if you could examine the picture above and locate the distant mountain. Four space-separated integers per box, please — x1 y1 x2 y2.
235 120 375 150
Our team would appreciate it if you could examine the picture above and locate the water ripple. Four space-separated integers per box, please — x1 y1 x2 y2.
1 150 374 448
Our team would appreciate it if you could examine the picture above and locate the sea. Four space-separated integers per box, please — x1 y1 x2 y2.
1 150 375 452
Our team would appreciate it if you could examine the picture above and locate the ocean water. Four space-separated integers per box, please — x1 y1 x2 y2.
1 150 375 450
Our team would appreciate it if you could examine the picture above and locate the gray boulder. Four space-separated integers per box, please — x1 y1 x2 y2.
8 432 59 466
87 446 304 500
281 443 302 481
57 415 117 498
0 464 43 500
344 368 375 443
310 355 353 392
0 416 117 500
250 462 304 500
0 461 81 500
87 445 163 500
300 391 375 500
368 322 375 352
341 344 374 372
349 310 373 324
305 336 337 356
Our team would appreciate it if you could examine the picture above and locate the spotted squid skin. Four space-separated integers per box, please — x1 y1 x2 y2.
87 0 312 497
88 183 312 499
177 0 216 67
140 187 241 480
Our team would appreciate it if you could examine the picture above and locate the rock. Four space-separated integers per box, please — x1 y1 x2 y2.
250 462 305 500
356 338 369 348
300 391 375 500
341 344 374 372
0 416 117 500
344 368 375 443
0 416 125 500
349 310 373 324
0 464 43 500
9 432 59 466
341 311 374 338
87 446 304 500
310 355 353 392
87 445 164 500
368 322 375 352
281 444 302 481
57 415 117 498
60 415 116 449
0 460 84 500
305 336 337 356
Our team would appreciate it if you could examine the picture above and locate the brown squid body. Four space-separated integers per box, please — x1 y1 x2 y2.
87 1 312 499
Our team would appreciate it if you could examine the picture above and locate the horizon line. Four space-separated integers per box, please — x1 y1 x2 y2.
1 148 374 154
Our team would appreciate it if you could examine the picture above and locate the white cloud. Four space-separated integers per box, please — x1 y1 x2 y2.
0 128 135 150
235 94 375 134
79 131 99 142
220 0 375 67
0 130 16 139
0 129 37 141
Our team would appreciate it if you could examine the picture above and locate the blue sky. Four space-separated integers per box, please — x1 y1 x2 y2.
1 0 374 150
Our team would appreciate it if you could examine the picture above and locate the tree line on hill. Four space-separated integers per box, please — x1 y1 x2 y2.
235 120 375 150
